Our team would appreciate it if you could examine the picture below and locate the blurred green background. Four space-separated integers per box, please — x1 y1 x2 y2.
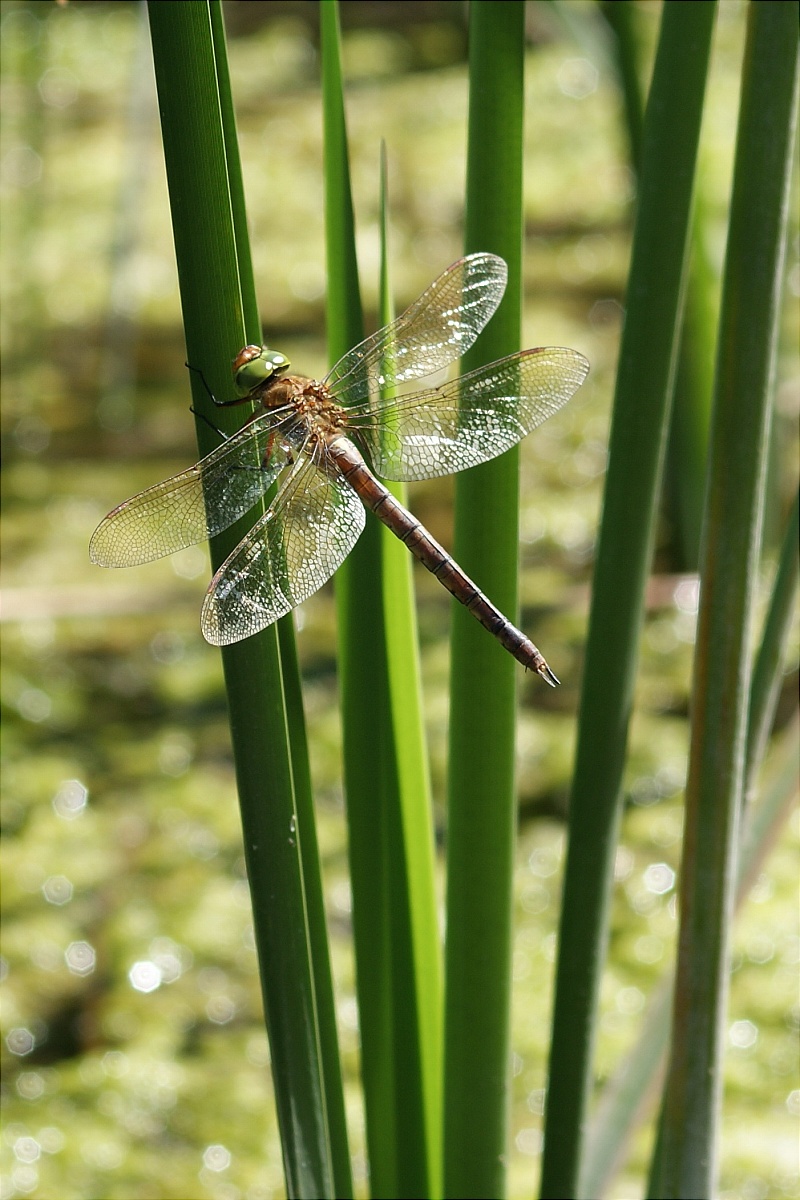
1 2 797 1198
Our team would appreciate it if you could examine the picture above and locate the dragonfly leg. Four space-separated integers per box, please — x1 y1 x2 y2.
191 402 282 489
186 360 255 409
185 361 219 403
189 405 230 442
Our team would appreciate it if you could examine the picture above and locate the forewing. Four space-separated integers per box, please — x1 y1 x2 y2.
89 413 294 567
349 347 589 481
201 453 366 646
324 253 508 407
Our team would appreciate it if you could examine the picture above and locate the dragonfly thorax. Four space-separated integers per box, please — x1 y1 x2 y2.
279 377 349 435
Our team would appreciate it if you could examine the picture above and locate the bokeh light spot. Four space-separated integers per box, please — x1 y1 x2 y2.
52 779 88 819
128 961 162 993
202 1143 232 1172
65 941 96 976
643 863 675 895
729 1019 758 1050
6 1028 35 1056
42 875 73 906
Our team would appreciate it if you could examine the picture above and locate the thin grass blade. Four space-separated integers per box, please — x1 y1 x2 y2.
602 0 717 571
376 145 443 1198
539 6 717 1197
580 714 800 1199
580 486 800 1197
652 8 799 1195
745 491 799 784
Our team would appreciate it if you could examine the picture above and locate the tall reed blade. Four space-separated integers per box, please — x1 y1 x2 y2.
539 6 717 1196
652 7 799 1195
147 4 343 1194
444 4 525 1197
320 5 441 1195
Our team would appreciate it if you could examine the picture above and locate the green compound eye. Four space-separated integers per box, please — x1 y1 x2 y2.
233 347 290 397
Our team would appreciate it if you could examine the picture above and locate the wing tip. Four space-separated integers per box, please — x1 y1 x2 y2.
88 528 115 568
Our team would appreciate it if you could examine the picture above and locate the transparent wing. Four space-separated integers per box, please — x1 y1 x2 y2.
324 253 508 407
89 412 295 567
347 347 590 482
201 452 366 646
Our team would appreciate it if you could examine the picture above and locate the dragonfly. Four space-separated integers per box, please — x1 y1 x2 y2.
90 253 588 686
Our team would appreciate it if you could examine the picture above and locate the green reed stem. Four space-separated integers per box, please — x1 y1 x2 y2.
539 6 717 1196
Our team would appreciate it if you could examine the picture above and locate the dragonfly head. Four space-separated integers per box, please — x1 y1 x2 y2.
232 345 291 397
